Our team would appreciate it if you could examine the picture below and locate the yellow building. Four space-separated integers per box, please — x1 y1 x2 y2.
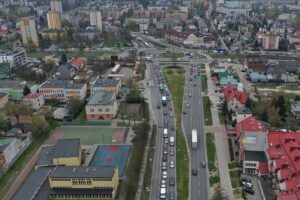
47 11 61 29
19 18 39 46
0 93 8 109
91 79 121 95
41 29 66 41
52 139 81 166
49 166 119 200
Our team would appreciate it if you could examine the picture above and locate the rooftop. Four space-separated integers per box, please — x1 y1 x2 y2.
87 92 115 105
244 151 267 162
0 50 25 56
236 116 267 138
49 188 113 196
36 145 55 167
0 80 27 89
93 79 120 88
53 139 80 159
0 92 7 98
40 80 85 89
50 166 116 178
236 107 252 115
23 92 43 100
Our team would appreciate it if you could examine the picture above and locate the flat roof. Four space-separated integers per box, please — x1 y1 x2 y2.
244 151 267 162
236 107 252 114
93 79 120 88
49 188 113 196
87 92 115 105
50 166 116 178
0 50 25 56
23 92 43 99
53 139 80 159
0 80 27 89
36 145 55 167
40 80 85 89
12 167 54 200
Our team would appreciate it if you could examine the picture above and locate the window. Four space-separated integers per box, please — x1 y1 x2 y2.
90 109 94 112
98 108 102 112
106 108 110 112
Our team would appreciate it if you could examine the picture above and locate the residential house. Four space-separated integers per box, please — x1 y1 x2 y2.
69 58 85 70
268 131 300 199
291 101 300 119
245 55 268 72
262 34 280 50
23 93 45 110
0 80 38 101
52 139 81 166
53 63 75 80
39 80 87 101
223 84 247 112
91 79 121 95
0 50 27 67
0 92 8 109
86 92 118 121
233 107 252 123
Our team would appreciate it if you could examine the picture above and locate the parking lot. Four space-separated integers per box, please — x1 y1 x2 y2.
242 174 263 200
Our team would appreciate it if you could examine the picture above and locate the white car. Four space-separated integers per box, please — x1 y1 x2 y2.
162 171 168 179
161 179 166 188
170 161 174 168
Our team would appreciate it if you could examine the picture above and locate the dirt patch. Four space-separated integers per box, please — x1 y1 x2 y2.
120 103 141 116
45 130 63 143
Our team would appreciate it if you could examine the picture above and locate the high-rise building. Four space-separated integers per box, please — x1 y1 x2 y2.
47 11 61 29
50 0 63 12
262 34 280 50
19 18 39 46
90 11 102 32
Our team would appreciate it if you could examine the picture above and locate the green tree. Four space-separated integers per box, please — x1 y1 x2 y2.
23 85 31 96
212 187 228 200
268 107 282 127
0 113 9 130
31 116 49 138
286 117 297 131
66 96 84 116
127 21 139 32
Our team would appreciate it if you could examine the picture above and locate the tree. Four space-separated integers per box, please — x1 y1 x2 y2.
31 116 49 138
232 119 237 127
66 96 84 116
23 85 31 96
245 97 252 109
0 113 9 131
268 107 282 127
61 53 68 63
212 187 228 200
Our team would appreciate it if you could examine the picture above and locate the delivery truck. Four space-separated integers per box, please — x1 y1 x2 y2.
192 129 197 150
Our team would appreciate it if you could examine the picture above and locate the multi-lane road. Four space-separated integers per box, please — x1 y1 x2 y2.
182 58 209 200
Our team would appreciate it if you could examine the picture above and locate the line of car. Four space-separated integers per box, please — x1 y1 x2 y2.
240 177 255 195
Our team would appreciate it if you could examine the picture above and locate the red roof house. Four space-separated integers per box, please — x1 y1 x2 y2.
69 58 85 70
236 116 266 138
268 131 300 199
223 84 248 112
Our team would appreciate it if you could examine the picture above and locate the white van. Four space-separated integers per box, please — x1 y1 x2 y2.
163 129 168 138
169 136 175 146
160 187 166 199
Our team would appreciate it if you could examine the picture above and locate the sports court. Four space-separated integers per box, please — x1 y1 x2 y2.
89 145 131 177
47 126 126 145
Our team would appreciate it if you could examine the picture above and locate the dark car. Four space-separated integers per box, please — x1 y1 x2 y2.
201 161 206 168
157 103 161 109
242 186 254 195
169 149 174 156
240 177 252 184
169 191 175 200
192 169 197 176
162 154 168 162
169 177 175 186
170 125 175 131
163 110 167 115
183 110 186 114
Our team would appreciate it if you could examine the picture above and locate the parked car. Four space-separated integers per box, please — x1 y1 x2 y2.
169 191 175 200
240 177 252 184
241 181 253 188
242 186 254 195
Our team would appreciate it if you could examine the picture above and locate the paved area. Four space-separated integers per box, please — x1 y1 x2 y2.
205 62 235 200
242 174 263 200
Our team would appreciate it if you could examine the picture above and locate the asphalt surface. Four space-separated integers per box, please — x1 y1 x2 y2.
182 58 209 200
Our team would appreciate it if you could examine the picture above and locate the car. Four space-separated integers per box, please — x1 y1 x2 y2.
193 83 197 87
240 177 252 184
164 138 168 144
163 144 168 150
241 181 253 188
162 171 167 179
157 103 161 109
163 150 168 155
163 111 167 115
192 169 197 176
183 110 186 114
158 123 162 128
169 149 174 156
168 105 173 110
170 161 174 168
170 113 173 117
163 154 168 162
186 104 190 108
169 191 175 200
161 162 167 170
242 186 254 195
161 179 166 188
189 93 192 97
164 119 168 124
169 177 175 186
170 125 175 131
190 78 193 81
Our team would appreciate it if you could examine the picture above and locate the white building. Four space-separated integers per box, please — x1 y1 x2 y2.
262 34 280 50
50 0 63 12
0 50 27 67
23 93 45 110
90 11 103 32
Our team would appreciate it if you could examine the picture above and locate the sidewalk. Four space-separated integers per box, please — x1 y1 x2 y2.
205 62 235 200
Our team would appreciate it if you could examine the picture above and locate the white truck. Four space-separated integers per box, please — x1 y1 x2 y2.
169 136 175 146
192 129 198 150
163 128 168 138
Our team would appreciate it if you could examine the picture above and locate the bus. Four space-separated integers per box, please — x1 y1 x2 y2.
192 129 198 150
159 84 164 93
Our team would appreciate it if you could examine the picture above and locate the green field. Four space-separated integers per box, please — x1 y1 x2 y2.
160 52 184 58
203 96 213 126
49 126 125 145
201 75 208 92
164 68 189 200
206 133 216 172
230 170 240 188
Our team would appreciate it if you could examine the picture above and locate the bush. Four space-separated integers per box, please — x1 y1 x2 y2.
228 138 234 161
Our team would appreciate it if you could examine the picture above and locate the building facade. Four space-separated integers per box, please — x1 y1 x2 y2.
19 18 39 46
0 93 8 109
50 0 62 12
90 11 102 32
0 50 27 67
23 93 45 109
47 11 62 29
86 92 118 121
91 79 121 95
262 34 280 50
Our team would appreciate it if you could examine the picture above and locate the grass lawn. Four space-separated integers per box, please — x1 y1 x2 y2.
201 75 208 92
160 52 184 58
206 133 216 172
209 175 220 186
203 97 213 126
164 68 189 200
233 188 243 199
218 113 226 125
230 170 240 188
75 110 86 122
228 162 240 170
141 125 157 200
